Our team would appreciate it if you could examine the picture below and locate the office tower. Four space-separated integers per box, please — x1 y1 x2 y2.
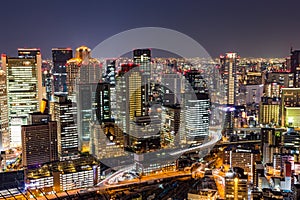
259 97 280 126
183 70 210 143
21 113 58 167
51 95 78 159
220 53 239 105
225 167 248 200
67 46 101 152
1 52 42 147
115 63 138 133
124 68 160 153
0 70 9 150
290 49 300 87
52 48 73 96
281 88 300 127
133 49 152 99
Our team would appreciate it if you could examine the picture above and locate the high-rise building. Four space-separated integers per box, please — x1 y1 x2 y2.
105 60 117 120
220 53 239 105
51 95 78 159
0 70 9 150
21 112 58 167
1 52 42 147
52 48 73 96
183 70 210 143
66 46 101 152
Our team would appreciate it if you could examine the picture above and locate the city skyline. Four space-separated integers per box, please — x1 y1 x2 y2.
0 0 300 58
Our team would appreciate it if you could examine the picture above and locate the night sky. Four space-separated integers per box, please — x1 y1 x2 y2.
1 0 300 59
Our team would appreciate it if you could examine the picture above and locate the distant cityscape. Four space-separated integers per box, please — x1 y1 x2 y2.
0 45 300 200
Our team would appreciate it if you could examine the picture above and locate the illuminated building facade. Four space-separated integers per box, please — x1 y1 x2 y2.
21 113 58 167
259 97 280 126
51 95 78 159
220 53 239 105
161 105 180 148
67 46 101 151
52 48 73 96
0 70 9 150
281 88 300 127
183 70 210 143
225 168 248 200
1 52 42 147
95 82 111 124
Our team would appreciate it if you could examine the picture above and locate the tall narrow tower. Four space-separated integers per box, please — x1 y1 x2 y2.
0 69 9 150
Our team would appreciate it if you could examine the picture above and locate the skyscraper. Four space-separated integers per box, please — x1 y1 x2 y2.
67 46 102 151
0 70 9 150
183 70 210 143
1 52 42 147
52 48 73 96
220 53 239 105
220 53 239 136
51 95 78 159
